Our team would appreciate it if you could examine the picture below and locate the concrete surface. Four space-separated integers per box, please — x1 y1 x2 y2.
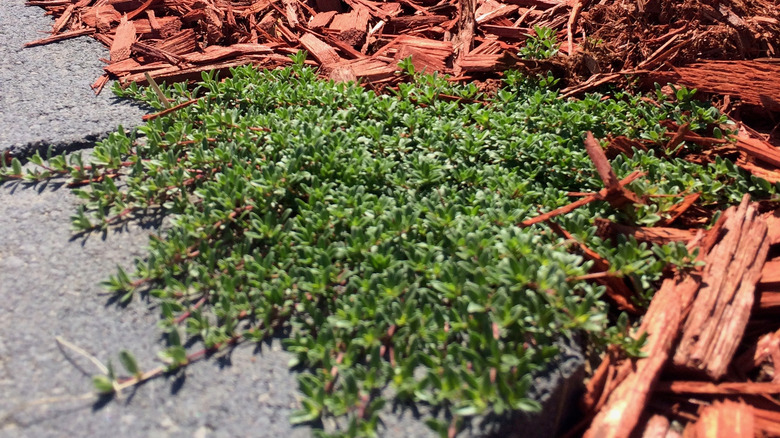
0 2 585 436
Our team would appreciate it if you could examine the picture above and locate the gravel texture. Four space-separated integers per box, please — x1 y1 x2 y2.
0 0 147 158
0 2 585 436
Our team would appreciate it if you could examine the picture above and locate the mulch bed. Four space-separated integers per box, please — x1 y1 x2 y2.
22 0 780 436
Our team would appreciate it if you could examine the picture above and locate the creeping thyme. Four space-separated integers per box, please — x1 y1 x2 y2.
519 26 560 60
2 55 774 437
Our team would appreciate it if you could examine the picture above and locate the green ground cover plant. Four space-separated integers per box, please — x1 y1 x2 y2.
519 26 560 60
2 54 775 436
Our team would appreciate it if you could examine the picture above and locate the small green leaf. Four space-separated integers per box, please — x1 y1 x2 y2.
158 346 188 369
289 406 320 424
29 152 43 166
119 350 141 378
168 328 182 347
106 360 116 380
466 302 486 313
452 404 479 416
92 375 115 395
11 158 22 176
512 398 541 412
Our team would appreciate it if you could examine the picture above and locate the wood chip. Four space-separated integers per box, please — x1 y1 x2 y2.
594 219 698 245
685 400 754 438
521 170 644 227
583 273 702 438
656 381 780 395
308 11 337 29
25 28 93 47
673 195 770 379
584 132 644 208
548 221 640 313
51 4 75 34
761 258 780 284
647 61 780 112
329 6 370 47
181 43 273 64
299 32 343 65
110 15 136 62
656 193 700 227
736 128 780 169
638 414 674 438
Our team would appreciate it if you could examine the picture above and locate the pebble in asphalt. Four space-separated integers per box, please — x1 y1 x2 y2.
0 1 583 436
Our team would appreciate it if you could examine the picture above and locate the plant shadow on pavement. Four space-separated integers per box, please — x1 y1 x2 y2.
2 55 777 437
67 205 166 246
3 177 67 195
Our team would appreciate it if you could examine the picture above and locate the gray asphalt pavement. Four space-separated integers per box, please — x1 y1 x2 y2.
0 2 583 437
0 0 147 157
